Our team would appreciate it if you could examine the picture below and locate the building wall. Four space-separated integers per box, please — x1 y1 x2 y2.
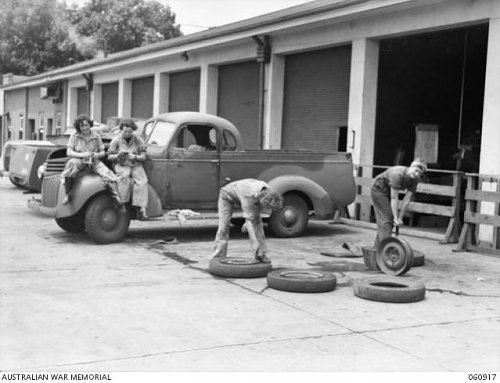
4 88 27 141
27 87 65 140
3 0 499 175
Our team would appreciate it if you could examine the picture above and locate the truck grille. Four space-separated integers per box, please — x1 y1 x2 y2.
41 175 61 208
45 159 68 176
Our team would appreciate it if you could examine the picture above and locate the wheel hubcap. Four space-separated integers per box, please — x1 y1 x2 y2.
100 208 119 231
282 207 297 226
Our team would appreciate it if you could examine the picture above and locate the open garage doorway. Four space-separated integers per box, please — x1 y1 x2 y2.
375 24 488 173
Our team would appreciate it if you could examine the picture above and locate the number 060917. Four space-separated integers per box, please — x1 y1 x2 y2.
468 374 497 381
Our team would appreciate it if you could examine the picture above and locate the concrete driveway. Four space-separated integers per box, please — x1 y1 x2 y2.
0 176 499 372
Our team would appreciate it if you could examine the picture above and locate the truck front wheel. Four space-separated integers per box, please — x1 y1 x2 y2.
269 194 309 238
84 194 130 244
55 212 85 233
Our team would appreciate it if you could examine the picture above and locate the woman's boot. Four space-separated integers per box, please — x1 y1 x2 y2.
106 183 125 212
62 177 73 205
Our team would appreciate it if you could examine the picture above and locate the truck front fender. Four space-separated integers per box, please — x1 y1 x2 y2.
55 174 106 219
267 175 334 218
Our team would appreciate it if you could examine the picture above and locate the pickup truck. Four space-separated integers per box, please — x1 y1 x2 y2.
28 112 356 244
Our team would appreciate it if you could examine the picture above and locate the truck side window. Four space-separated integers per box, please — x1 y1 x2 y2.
174 127 196 149
222 130 237 151
184 125 217 151
143 121 155 141
147 121 177 146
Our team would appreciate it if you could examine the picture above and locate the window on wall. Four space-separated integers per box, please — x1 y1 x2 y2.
56 112 62 136
38 113 44 140
7 116 12 139
47 118 53 136
29 119 36 140
19 116 24 139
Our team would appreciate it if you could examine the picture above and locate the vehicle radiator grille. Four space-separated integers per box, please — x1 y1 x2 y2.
41 175 61 208
45 159 67 176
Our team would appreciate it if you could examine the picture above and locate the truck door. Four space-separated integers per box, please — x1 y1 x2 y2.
165 124 220 209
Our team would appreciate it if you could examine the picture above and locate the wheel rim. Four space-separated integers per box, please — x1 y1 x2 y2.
100 207 120 231
380 243 406 269
279 271 325 279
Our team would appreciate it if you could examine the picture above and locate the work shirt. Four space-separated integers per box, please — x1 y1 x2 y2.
220 179 269 220
67 131 104 154
371 166 419 196
109 134 146 167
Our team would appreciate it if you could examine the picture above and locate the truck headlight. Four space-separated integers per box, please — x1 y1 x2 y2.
37 163 46 179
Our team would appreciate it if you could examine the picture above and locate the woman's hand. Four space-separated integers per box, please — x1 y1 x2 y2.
393 217 403 227
81 151 92 160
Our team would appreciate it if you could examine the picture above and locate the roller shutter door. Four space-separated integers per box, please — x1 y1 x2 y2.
132 76 154 118
217 61 259 149
169 70 200 112
101 82 118 122
77 88 89 116
282 45 351 151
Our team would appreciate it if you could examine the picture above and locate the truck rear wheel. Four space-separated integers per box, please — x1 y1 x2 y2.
55 212 85 233
84 194 130 244
9 176 23 188
269 194 309 238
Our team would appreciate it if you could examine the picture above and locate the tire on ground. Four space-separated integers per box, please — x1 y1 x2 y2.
84 193 130 244
267 269 337 293
55 211 85 233
268 194 309 238
412 250 425 267
9 176 22 188
353 277 425 303
209 257 272 278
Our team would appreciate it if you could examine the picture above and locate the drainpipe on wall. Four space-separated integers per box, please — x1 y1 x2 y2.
82 73 93 117
25 87 29 140
253 35 271 149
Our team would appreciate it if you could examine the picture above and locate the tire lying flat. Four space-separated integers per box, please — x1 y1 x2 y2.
412 250 425 267
267 269 337 293
209 257 272 278
353 277 425 303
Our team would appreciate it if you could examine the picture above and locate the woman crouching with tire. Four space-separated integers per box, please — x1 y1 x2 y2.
61 114 121 206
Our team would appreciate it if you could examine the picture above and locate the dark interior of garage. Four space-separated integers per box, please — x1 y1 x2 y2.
375 24 488 173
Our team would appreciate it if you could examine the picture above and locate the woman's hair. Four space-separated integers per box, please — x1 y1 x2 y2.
259 189 283 211
73 114 93 133
118 119 138 131
410 158 428 172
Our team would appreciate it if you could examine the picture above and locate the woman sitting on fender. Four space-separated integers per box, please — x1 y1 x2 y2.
61 114 121 206
107 119 149 220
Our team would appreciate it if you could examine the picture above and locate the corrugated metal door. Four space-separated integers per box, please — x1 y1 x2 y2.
77 88 89 116
217 61 259 149
132 76 154 118
101 82 118 122
169 70 200 112
282 45 351 151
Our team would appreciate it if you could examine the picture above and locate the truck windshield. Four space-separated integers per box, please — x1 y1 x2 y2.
146 121 177 146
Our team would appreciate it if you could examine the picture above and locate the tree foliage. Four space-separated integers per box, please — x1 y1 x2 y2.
68 0 182 55
0 0 182 77
0 0 89 75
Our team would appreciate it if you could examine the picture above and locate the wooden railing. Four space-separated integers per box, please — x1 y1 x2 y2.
352 165 463 243
456 173 500 255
